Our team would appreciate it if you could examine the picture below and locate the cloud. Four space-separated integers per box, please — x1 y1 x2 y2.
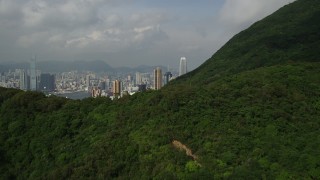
211 0 297 47
0 0 170 54
17 31 49 48
134 26 155 33
22 0 47 27
219 0 296 28
0 0 18 15
0 0 298 69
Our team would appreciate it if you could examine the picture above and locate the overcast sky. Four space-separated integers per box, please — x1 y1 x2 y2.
0 0 295 70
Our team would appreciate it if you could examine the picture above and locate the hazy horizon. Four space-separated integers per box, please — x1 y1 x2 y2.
0 0 295 70
0 59 170 70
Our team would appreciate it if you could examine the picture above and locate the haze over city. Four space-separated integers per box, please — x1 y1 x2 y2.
0 0 294 70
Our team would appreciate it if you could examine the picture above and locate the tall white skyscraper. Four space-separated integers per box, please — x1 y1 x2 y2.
179 57 187 76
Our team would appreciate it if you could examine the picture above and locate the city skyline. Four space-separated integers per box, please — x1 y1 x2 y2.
0 0 295 70
0 57 180 99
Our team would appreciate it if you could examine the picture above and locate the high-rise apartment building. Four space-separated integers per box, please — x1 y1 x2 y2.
179 57 187 76
91 86 101 98
153 67 162 90
136 72 142 85
113 80 121 97
19 69 27 90
30 57 37 91
141 73 151 85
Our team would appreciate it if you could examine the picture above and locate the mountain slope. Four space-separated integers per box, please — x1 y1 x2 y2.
176 0 320 85
0 0 320 179
1 63 319 179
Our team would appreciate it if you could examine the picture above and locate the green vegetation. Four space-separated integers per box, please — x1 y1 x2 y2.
1 0 320 179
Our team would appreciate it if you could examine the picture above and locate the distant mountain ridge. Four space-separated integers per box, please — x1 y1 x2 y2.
0 60 167 73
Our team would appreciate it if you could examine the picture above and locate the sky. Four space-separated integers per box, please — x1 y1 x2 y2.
0 0 295 70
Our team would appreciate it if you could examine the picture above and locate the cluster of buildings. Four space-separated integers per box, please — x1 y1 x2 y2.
0 57 55 93
0 57 188 99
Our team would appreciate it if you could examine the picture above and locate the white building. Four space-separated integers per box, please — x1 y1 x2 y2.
179 57 187 76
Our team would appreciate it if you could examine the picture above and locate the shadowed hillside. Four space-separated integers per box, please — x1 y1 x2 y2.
0 0 320 179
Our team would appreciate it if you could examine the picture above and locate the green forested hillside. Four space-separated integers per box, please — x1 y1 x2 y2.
1 0 320 179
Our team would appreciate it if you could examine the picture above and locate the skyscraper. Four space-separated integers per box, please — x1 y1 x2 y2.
153 67 162 90
136 72 142 85
19 69 27 90
113 80 121 97
30 57 37 91
179 57 187 76
164 71 172 85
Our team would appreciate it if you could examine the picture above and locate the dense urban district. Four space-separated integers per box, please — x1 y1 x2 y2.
0 0 320 179
0 57 187 99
